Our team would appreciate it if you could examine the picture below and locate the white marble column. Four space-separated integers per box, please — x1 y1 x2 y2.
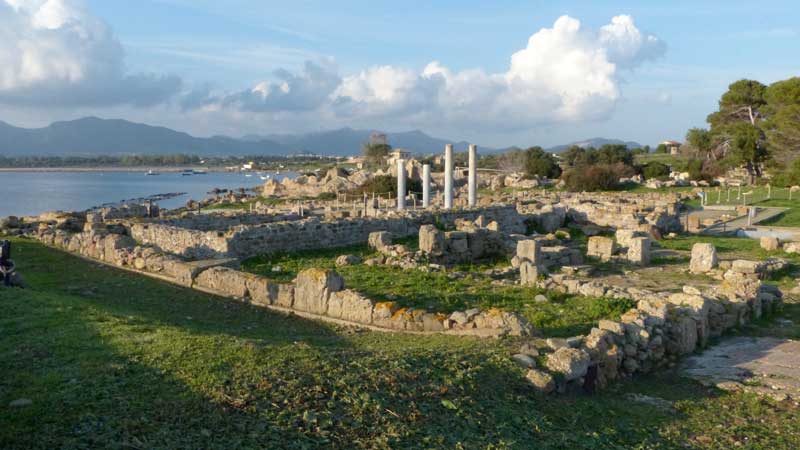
422 164 431 208
444 144 453 209
468 144 477 207
397 159 406 211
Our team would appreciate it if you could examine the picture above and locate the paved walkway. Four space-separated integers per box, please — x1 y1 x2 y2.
699 207 789 236
680 336 800 401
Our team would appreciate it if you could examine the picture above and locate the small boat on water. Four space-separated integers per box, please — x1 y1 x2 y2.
244 174 253 177
181 169 193 176
145 170 160 176
259 175 270 180
193 169 208 175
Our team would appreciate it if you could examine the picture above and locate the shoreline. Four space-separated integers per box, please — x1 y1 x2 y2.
0 166 231 173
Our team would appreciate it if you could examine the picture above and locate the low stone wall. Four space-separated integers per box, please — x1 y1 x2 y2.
29 226 535 338
522 260 783 393
132 205 533 260
559 192 685 232
160 212 300 231
130 223 231 260
418 224 507 265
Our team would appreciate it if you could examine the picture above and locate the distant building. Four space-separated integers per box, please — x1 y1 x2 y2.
661 140 682 155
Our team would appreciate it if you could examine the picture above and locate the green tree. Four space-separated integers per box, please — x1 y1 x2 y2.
764 77 800 165
522 146 561 179
705 79 769 181
685 128 712 158
561 145 592 167
362 142 391 165
707 79 767 129
728 122 768 182
594 144 633 166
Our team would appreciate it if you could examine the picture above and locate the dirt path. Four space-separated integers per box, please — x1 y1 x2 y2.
680 336 800 401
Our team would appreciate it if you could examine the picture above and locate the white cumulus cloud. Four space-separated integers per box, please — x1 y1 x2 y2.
0 0 180 107
204 14 665 131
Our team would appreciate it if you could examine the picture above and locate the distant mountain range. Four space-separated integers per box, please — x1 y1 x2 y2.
547 138 645 153
0 117 291 157
243 128 497 155
0 117 644 157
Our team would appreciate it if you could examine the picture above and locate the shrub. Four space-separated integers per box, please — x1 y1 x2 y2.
562 164 621 191
641 162 670 180
771 158 800 187
522 147 561 179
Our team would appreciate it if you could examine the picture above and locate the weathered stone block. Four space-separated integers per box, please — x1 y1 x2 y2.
161 259 197 287
329 289 373 324
520 261 540 287
294 268 344 315
274 283 295 308
545 347 591 381
445 232 469 253
627 236 651 266
246 276 274 306
194 267 251 298
760 236 780 251
615 229 645 248
368 231 392 251
516 239 541 264
418 224 445 255
587 236 615 261
671 315 698 354
525 369 555 393
335 254 362 266
689 243 717 273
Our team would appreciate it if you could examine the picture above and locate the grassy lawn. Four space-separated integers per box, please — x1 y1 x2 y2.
241 240 635 337
756 199 800 227
2 237 800 449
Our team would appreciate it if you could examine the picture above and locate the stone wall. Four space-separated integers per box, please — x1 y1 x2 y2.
130 223 231 260
418 223 507 265
132 205 531 260
523 260 784 393
559 192 684 232
28 225 535 338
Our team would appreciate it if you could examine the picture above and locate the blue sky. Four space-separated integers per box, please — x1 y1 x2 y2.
1 0 798 148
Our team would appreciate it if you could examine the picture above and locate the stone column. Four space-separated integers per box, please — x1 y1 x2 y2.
422 164 431 208
468 144 477 207
397 159 406 211
444 144 454 209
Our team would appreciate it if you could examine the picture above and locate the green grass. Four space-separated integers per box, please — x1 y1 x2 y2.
2 237 800 449
658 234 800 291
756 199 800 227
241 241 635 337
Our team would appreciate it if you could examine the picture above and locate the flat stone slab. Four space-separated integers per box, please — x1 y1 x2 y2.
680 336 800 401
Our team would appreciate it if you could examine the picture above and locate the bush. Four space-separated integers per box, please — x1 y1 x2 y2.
771 158 800 187
562 164 621 191
641 162 670 180
352 175 422 198
522 147 561 179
